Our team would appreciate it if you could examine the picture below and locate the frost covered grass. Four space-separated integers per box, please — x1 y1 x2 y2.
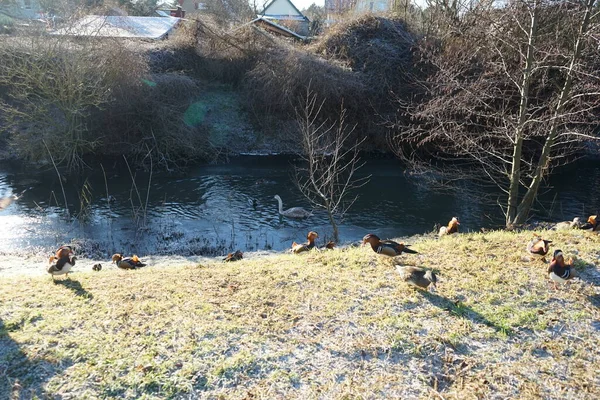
1 230 599 399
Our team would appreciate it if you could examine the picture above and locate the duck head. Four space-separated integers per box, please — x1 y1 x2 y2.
307 231 318 243
588 215 597 225
552 249 565 266
362 234 380 247
424 270 437 290
448 217 460 229
111 254 123 263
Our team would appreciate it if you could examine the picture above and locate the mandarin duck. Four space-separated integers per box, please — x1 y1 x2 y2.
112 254 146 270
582 215 600 231
547 249 577 289
55 245 74 259
47 254 76 281
223 250 244 262
439 217 460 237
527 236 552 262
292 231 318 254
362 234 418 257
321 241 335 250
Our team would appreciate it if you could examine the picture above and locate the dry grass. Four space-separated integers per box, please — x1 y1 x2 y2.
1 230 599 399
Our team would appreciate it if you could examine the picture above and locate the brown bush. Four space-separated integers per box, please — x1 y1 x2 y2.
311 14 418 102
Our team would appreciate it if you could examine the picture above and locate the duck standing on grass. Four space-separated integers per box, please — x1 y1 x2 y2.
439 217 460 237
223 250 244 262
112 254 146 270
396 265 437 291
292 231 319 254
527 236 552 262
547 249 577 289
362 234 418 257
47 254 76 281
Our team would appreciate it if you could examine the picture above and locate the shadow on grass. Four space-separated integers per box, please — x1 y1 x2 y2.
587 294 600 309
0 319 69 399
418 291 513 335
55 278 93 299
575 262 600 286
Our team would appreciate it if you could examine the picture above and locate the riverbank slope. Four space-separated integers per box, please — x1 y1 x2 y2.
1 230 599 398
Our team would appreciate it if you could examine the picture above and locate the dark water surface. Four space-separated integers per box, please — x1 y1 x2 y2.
0 156 599 256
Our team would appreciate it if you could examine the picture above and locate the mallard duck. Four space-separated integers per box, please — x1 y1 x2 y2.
223 250 244 262
274 195 311 219
396 265 437 290
112 254 146 270
547 249 577 289
362 234 418 257
554 217 582 230
527 236 552 262
292 231 318 254
55 245 74 259
439 217 460 237
92 263 102 271
47 255 76 281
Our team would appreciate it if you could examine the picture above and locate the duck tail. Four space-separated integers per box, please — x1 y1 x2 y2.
402 246 418 254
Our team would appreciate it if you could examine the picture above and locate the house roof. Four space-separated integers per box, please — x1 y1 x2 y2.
51 15 181 39
251 17 306 40
260 0 308 21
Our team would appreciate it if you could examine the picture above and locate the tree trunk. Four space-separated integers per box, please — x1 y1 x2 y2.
512 0 596 225
506 1 539 228
327 208 339 243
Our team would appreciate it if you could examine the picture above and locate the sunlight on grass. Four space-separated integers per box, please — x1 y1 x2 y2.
0 230 599 398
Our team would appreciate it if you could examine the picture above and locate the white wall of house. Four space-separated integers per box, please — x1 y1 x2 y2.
1 0 43 19
355 0 390 13
263 0 303 16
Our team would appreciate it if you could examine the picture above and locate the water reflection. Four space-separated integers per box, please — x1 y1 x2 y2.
0 156 598 258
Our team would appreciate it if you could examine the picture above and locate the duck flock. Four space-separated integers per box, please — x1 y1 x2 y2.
46 198 600 291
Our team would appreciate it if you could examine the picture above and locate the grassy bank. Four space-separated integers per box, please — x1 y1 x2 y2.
1 230 599 399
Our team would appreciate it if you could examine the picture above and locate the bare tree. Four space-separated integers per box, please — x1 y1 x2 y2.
295 89 370 242
392 0 600 227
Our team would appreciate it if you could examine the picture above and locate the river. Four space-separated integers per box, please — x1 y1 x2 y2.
0 156 598 260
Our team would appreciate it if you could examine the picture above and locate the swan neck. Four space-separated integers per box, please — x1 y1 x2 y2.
276 197 283 214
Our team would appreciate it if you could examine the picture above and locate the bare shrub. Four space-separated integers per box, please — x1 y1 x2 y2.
311 14 418 102
295 89 369 242
0 37 112 170
244 48 368 136
97 72 214 170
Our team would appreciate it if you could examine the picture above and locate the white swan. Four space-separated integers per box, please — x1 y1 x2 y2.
274 195 311 219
